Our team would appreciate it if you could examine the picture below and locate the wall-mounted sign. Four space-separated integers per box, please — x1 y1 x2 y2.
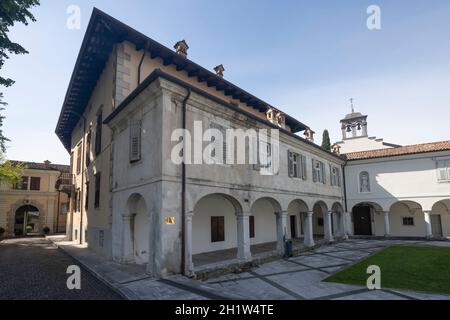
165 217 176 225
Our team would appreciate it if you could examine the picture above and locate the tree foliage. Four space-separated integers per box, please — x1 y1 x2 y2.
321 129 331 151
0 154 23 185
0 0 40 87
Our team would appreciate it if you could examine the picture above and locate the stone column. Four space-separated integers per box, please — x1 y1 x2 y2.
424 211 433 239
383 211 391 237
276 211 288 254
185 211 195 277
362 122 368 136
324 211 334 242
304 211 315 247
122 214 135 263
351 123 357 137
339 211 348 239
236 212 252 261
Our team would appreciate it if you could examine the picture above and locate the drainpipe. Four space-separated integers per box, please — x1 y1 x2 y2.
56 188 61 234
181 88 191 276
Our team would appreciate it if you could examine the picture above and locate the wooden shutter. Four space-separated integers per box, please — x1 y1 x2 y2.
312 159 317 182
30 177 41 191
76 144 82 174
301 155 307 180
249 216 255 238
86 130 91 166
321 162 326 184
288 151 293 177
130 121 142 162
211 216 225 242
437 161 448 181
85 181 89 210
95 111 103 156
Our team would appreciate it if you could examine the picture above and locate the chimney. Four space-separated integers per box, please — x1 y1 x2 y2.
174 40 189 58
214 64 225 77
331 143 341 154
304 128 315 143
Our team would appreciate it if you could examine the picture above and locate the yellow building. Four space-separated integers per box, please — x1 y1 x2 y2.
0 161 71 238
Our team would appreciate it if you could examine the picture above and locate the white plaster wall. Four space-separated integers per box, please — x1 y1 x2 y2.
338 136 394 154
388 202 426 237
346 153 450 212
250 199 277 245
192 195 237 254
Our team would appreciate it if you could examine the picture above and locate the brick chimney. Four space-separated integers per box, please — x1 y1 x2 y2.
304 128 315 143
214 64 225 77
174 40 189 58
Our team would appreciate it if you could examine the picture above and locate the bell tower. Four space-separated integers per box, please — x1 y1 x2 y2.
340 99 368 140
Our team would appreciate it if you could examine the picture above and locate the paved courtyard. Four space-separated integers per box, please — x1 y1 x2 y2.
0 238 122 300
202 239 450 300
20 236 450 300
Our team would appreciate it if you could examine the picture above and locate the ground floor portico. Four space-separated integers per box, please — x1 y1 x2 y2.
348 198 450 239
110 180 346 277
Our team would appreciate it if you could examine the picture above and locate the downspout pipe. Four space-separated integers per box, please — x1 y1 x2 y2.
181 88 191 276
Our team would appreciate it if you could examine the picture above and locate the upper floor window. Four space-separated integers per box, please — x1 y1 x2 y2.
129 120 142 163
437 160 450 183
76 143 82 174
209 122 228 165
359 171 371 193
95 111 103 156
86 128 92 167
14 176 29 190
312 159 326 184
288 151 307 180
330 165 341 187
30 177 41 191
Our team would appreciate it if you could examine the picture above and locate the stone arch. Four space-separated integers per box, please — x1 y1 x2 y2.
312 201 328 238
351 201 382 236
388 200 424 238
431 199 450 238
287 199 309 238
192 193 243 257
123 193 151 266
250 197 282 247
9 199 46 236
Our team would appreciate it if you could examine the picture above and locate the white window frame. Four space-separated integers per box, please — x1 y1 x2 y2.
288 151 306 180
312 159 326 184
330 165 341 187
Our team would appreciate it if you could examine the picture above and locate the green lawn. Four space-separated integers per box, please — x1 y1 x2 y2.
324 246 450 295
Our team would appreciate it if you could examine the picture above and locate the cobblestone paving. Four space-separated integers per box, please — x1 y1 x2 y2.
0 238 122 300
204 239 450 300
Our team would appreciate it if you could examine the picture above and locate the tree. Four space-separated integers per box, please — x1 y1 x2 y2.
321 129 331 151
0 0 40 87
0 154 22 185
0 1 39 185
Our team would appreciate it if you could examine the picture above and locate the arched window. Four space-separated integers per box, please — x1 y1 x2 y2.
359 171 370 193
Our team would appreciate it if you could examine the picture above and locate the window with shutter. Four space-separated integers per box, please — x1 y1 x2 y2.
288 151 293 177
76 143 82 174
130 121 142 162
86 129 92 167
301 155 307 180
211 216 225 242
30 177 41 191
437 160 450 182
210 123 227 164
312 159 317 182
95 111 103 156
85 181 89 210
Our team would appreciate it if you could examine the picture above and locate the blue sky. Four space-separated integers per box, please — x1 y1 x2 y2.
3 0 450 164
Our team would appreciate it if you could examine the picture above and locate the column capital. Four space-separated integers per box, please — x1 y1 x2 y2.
237 211 251 218
306 211 314 217
277 211 289 217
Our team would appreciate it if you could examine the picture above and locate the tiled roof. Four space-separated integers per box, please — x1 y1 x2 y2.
345 140 450 160
10 161 70 173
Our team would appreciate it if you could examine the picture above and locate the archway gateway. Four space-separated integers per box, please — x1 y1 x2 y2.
14 205 40 236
